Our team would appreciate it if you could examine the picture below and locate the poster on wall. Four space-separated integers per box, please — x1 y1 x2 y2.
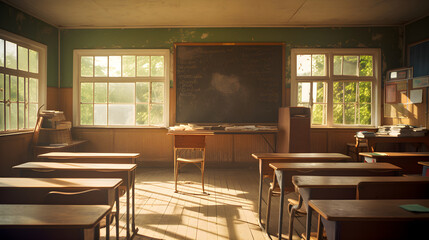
385 84 397 103
412 76 429 88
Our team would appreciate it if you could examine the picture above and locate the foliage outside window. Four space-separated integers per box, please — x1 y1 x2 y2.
0 30 46 133
292 49 380 127
74 50 169 127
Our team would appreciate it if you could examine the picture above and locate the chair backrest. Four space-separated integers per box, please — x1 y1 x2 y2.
357 181 429 199
174 135 206 148
44 189 109 205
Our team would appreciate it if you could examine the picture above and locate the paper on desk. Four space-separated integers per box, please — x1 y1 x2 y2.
400 204 429 213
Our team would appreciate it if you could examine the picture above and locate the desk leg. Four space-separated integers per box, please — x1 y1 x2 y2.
106 212 110 240
132 168 138 235
258 167 263 228
126 171 131 240
276 169 285 240
288 195 302 240
115 188 120 240
306 204 314 240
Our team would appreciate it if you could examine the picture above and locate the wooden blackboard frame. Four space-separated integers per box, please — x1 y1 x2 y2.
174 42 285 125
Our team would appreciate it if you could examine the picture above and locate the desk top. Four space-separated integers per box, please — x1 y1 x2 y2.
269 162 401 171
360 152 429 158
0 204 110 228
252 153 350 160
419 161 429 167
293 176 429 188
13 162 137 171
0 177 122 188
38 152 140 159
168 130 276 135
309 199 429 221
34 140 88 149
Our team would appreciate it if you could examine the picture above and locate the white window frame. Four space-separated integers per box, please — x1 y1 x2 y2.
73 49 170 128
0 29 47 134
291 48 381 128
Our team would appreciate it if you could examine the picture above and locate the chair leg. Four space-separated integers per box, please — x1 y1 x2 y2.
201 161 205 193
174 148 179 193
265 187 273 232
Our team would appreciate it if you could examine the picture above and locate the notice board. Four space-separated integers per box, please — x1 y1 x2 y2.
175 43 284 124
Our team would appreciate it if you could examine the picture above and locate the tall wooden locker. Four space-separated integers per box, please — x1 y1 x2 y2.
276 107 311 153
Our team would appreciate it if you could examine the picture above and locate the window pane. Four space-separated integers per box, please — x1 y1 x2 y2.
94 104 107 125
109 56 121 77
0 39 4 67
5 75 9 101
29 49 39 73
5 104 10 130
343 56 358 76
94 56 108 77
312 104 325 125
313 82 325 103
359 55 373 76
0 74 3 100
18 46 28 71
359 103 371 125
108 104 134 125
151 82 164 103
312 54 325 76
298 82 311 104
297 55 311 76
29 78 38 102
18 77 24 102
81 56 93 77
151 56 164 77
345 103 356 124
359 82 371 103
344 82 356 102
10 76 17 102
137 56 150 77
10 103 17 130
333 82 343 103
80 104 93 125
28 103 37 128
80 82 93 103
136 82 149 103
19 103 24 129
6 41 17 69
0 103 3 131
333 56 342 75
136 104 148 125
333 104 343 124
149 104 163 125
109 83 134 103
123 55 135 77
94 82 107 103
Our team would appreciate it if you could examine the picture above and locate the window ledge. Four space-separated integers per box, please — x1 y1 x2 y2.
0 130 34 137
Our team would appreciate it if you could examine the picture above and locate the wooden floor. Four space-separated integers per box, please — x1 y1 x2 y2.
104 166 312 240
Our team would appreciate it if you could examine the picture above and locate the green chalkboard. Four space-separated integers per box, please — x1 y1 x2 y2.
175 43 284 124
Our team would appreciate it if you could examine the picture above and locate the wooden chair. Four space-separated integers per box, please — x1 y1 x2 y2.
174 135 207 193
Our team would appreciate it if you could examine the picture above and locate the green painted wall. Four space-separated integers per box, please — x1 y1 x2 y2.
0 2 59 87
60 27 403 88
405 16 429 46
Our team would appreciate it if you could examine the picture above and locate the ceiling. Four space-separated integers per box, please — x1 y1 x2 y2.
3 0 429 28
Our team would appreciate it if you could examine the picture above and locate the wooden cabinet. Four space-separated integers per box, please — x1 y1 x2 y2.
277 107 311 153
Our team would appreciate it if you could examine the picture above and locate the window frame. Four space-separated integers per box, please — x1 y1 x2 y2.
73 49 170 128
0 29 47 134
291 48 381 128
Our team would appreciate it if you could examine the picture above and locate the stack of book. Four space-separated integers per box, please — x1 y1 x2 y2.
356 131 376 138
376 124 428 137
40 110 71 129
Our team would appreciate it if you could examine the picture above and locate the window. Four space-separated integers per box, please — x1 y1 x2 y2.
73 49 170 127
291 49 381 127
0 30 46 133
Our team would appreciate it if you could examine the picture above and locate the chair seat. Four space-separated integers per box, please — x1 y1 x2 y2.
177 157 204 163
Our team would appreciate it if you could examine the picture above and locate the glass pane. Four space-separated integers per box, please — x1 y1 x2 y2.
80 104 93 125
297 55 311 76
94 104 107 125
137 56 150 77
151 56 164 77
28 103 37 128
80 82 93 103
151 82 164 103
359 82 371 103
108 104 134 125
333 56 342 75
6 41 17 69
344 82 356 103
0 103 3 131
19 103 24 129
5 104 10 130
18 46 28 71
5 75 9 101
81 56 93 77
0 39 4 67
312 54 325 76
29 78 38 102
313 82 325 103
149 104 163 125
298 82 311 104
10 76 17 102
345 103 356 124
333 82 343 103
359 103 371 125
136 104 148 125
109 56 121 77
343 56 358 76
333 103 343 124
136 82 149 103
94 56 108 77
29 49 39 73
359 55 373 76
122 55 136 77
25 78 29 103
18 77 24 102
94 82 107 103
312 104 325 125
10 103 17 130
109 83 134 103
0 73 3 100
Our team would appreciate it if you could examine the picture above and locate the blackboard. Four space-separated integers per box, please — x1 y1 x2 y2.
175 43 284 124
409 39 429 77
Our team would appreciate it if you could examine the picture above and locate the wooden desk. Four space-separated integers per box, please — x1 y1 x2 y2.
360 152 429 174
38 152 140 164
309 199 429 240
33 140 88 158
12 162 137 240
292 176 429 240
0 204 110 240
251 153 351 228
356 135 429 152
419 161 429 176
269 162 402 240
